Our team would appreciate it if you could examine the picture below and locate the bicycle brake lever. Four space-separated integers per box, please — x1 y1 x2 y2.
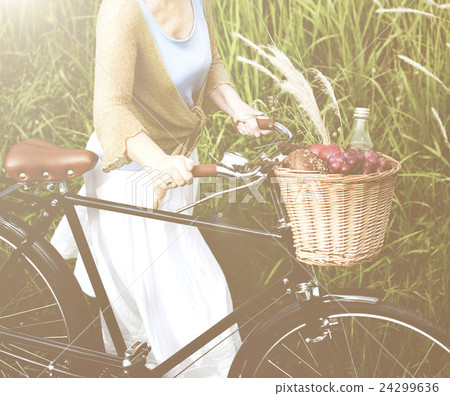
253 142 275 150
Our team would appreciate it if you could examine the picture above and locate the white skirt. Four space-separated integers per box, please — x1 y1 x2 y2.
51 135 241 378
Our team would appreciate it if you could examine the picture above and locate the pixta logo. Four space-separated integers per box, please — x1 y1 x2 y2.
124 167 325 211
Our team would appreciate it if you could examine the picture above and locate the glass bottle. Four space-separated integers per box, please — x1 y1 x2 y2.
348 107 373 150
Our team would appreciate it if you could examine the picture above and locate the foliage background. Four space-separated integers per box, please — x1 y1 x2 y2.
0 0 449 329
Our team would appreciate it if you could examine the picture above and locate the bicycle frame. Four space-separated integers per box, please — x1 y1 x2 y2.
0 172 317 377
4 116 448 378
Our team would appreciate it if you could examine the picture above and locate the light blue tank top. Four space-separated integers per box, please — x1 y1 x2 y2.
137 0 212 109
89 0 212 171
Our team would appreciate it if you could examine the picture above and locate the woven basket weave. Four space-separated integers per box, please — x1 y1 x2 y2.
275 156 401 266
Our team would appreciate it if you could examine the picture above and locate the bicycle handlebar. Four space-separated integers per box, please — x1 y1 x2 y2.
256 118 276 130
192 164 217 177
191 118 292 180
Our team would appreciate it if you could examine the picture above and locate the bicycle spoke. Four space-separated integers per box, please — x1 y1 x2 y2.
0 250 22 308
298 331 319 368
282 343 322 376
339 314 414 377
325 333 349 377
434 362 450 378
13 358 29 378
0 244 17 274
268 359 293 378
341 318 358 378
0 357 28 378
1 317 65 339
387 333 410 377
9 319 64 330
373 322 389 377
7 343 52 365
413 342 435 377
1 340 78 378
27 267 53 306
0 272 42 316
1 289 49 314
0 348 54 375
0 303 58 321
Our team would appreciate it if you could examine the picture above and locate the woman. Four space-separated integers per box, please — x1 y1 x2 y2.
52 0 270 377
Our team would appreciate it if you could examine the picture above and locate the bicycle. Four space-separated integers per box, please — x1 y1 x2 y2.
0 119 449 378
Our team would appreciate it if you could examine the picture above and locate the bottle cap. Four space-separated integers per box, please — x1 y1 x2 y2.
353 107 370 119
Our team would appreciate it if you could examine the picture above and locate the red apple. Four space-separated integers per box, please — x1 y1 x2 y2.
307 144 325 156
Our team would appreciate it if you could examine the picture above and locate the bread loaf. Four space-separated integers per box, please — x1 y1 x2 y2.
283 149 329 173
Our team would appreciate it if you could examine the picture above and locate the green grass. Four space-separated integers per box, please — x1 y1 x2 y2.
0 0 449 334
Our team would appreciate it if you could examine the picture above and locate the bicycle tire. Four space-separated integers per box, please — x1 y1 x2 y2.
0 214 102 377
231 301 450 378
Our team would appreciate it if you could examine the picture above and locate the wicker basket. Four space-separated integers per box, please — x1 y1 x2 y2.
275 156 401 266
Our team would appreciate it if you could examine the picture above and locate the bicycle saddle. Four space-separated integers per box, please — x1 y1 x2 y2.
4 138 98 182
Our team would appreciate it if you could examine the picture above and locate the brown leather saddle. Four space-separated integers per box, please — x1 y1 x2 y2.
4 139 98 182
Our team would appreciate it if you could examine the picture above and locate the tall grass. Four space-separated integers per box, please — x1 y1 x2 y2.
210 0 450 328
0 0 449 331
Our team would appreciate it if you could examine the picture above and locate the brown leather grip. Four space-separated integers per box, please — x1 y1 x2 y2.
235 118 276 131
192 164 217 177
256 118 276 130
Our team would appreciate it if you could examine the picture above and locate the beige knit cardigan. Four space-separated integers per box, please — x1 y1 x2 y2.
93 0 231 172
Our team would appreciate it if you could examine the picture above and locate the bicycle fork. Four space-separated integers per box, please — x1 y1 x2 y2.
292 280 338 376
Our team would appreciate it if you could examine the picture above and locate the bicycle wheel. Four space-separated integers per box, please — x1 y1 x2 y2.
0 214 101 377
235 301 450 378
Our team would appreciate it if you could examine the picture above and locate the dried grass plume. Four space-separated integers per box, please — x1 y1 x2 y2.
397 55 450 93
431 107 448 144
234 33 334 144
376 8 436 18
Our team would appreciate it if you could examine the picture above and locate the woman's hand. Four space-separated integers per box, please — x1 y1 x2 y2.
125 131 194 189
232 103 271 138
152 154 195 190
207 84 273 138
